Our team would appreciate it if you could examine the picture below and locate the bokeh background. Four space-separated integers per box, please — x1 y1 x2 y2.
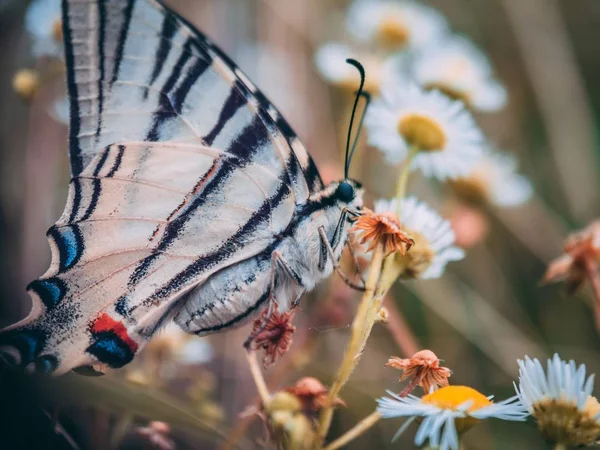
1 0 600 449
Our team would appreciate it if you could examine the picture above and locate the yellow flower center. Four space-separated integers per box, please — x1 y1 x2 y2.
422 385 492 412
422 386 493 434
52 19 63 43
394 230 435 279
448 166 491 205
532 396 600 446
397 114 447 152
424 82 471 106
377 17 410 49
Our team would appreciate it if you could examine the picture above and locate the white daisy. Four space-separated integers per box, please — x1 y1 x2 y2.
450 150 533 207
176 338 214 365
377 385 528 450
412 35 507 112
365 83 485 180
25 0 63 58
314 42 406 93
50 95 69 125
374 197 465 279
516 354 600 447
346 0 448 51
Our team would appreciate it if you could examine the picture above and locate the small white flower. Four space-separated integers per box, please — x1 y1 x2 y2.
346 0 448 51
516 354 600 447
50 95 69 125
365 83 485 180
25 0 63 58
377 385 527 450
412 35 507 112
450 150 533 207
177 338 214 365
314 42 405 93
374 197 465 279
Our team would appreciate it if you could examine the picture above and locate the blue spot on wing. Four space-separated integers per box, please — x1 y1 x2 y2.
86 331 134 368
0 328 47 366
27 278 67 310
48 225 83 271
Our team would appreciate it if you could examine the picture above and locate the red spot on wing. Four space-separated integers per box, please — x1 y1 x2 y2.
91 313 139 352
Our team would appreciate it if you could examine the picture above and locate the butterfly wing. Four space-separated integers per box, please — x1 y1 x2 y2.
1 0 323 375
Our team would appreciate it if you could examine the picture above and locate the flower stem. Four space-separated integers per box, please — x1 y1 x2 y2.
553 444 567 450
246 351 270 405
323 411 382 450
317 243 385 443
395 146 419 219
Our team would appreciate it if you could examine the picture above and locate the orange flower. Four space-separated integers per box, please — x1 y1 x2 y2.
286 377 345 414
386 349 452 395
544 221 600 293
251 302 296 368
353 208 414 256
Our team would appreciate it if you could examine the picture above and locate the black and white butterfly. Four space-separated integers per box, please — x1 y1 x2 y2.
0 0 365 375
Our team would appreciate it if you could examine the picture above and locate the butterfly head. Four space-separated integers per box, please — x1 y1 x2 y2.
335 179 363 206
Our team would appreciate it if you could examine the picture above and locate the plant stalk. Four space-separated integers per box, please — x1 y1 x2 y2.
323 411 382 450
317 243 385 443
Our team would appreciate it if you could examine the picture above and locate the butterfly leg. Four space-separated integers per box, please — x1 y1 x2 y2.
318 226 366 291
243 251 303 350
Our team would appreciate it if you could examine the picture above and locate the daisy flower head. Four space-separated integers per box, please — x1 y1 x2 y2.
26 0 63 58
516 354 600 447
377 385 527 450
346 0 448 51
374 197 465 279
365 83 485 180
314 42 405 94
449 150 533 207
412 35 507 112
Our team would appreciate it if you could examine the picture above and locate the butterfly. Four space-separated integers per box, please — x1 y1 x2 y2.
0 0 366 376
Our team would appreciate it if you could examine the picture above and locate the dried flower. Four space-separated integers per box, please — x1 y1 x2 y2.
135 421 175 450
286 377 345 414
353 208 414 256
544 221 600 293
251 302 296 367
386 349 452 395
375 198 465 279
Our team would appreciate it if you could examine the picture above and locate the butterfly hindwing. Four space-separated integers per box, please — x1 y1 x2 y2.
2 0 326 374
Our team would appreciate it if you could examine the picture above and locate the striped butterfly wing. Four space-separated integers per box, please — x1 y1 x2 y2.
1 0 323 375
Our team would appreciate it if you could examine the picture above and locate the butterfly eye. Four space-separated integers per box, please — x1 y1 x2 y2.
336 181 355 202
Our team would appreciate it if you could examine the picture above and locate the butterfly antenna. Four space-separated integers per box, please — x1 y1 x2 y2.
343 59 369 179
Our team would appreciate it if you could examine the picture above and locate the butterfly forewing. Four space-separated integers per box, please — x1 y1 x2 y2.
2 0 326 375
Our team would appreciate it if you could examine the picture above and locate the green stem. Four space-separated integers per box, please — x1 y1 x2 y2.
394 146 419 219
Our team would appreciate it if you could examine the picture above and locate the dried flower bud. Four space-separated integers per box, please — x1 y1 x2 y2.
286 377 345 413
251 302 296 367
386 349 451 394
135 421 175 450
375 307 389 324
353 208 414 256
